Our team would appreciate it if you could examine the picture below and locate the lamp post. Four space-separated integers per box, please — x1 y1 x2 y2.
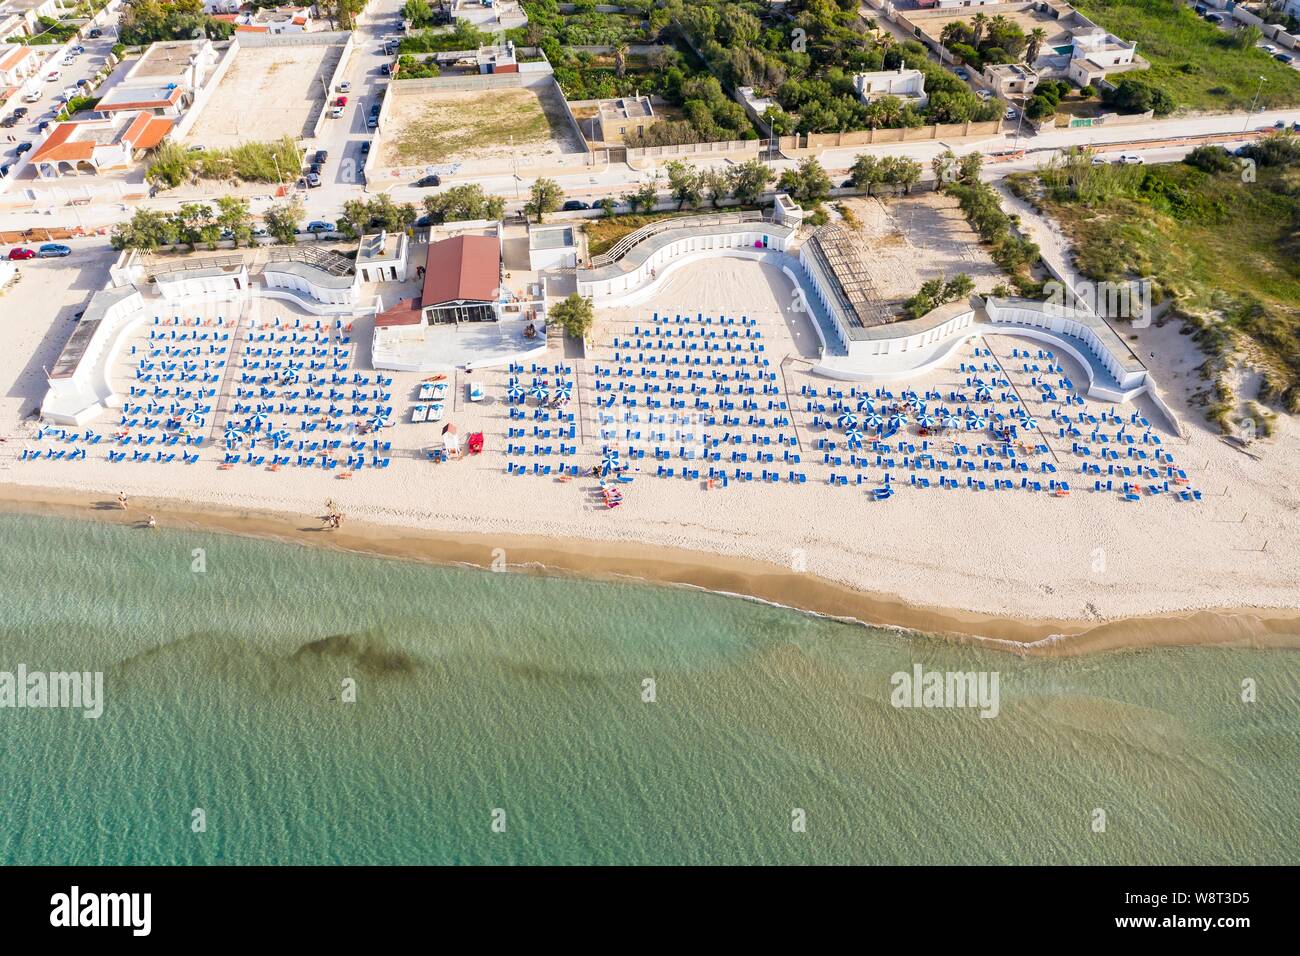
1246 75 1266 131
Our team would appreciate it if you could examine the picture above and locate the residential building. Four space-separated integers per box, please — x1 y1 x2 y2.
29 111 173 178
0 43 43 86
984 63 1039 99
595 96 657 144
854 69 928 109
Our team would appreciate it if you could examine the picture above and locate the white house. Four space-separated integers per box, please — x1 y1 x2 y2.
854 69 928 109
0 43 43 86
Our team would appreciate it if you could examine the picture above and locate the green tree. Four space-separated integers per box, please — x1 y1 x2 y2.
525 177 563 223
666 160 702 209
423 184 505 223
264 199 304 245
701 168 730 208
727 158 772 206
598 196 618 217
402 0 431 28
109 208 177 252
550 293 595 340
214 196 252 246
777 157 831 204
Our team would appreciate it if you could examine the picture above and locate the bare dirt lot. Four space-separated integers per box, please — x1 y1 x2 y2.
379 84 584 168
836 192 1005 309
184 44 344 148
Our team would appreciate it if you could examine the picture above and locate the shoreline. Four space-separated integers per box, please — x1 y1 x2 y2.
3 480 1298 658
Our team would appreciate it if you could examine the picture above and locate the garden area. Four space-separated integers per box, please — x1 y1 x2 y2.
1074 0 1300 111
146 138 304 189
1008 136 1300 418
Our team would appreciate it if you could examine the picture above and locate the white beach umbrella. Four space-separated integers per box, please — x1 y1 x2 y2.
836 412 858 430
555 380 573 401
864 413 885 431
530 381 550 402
844 428 865 447
507 381 526 403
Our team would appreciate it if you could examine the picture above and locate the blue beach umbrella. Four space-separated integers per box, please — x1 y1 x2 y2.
507 381 525 403
856 397 874 413
530 380 550 402
974 385 993 402
845 428 865 447
887 412 908 430
371 414 389 431
864 413 885 431
917 413 937 429
555 380 573 401
836 412 858 430
601 449 620 475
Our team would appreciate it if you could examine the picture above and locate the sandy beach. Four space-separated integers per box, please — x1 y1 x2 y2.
3 254 1299 654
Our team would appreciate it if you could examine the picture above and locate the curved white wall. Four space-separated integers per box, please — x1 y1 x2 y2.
578 228 789 304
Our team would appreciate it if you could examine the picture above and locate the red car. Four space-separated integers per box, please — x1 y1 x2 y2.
8 247 36 260
335 96 348 107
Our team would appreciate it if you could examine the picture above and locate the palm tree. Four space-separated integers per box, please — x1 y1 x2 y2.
1027 27 1047 65
940 22 965 50
972 12 989 46
613 42 629 80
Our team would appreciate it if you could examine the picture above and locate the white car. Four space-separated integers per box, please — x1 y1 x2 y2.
1116 153 1145 165
43 69 61 82
976 89 992 101
330 105 344 119
1090 156 1108 166
1261 44 1277 55
22 90 41 103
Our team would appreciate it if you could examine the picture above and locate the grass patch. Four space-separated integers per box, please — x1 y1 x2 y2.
390 88 557 165
585 211 705 257
1018 154 1300 414
1075 0 1300 110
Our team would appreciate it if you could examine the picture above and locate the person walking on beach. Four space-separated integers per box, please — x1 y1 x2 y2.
117 491 128 510
145 514 157 529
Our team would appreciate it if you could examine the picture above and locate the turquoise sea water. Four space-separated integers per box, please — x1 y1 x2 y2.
0 512 1296 865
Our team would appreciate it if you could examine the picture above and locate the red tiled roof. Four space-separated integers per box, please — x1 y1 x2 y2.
133 116 173 150
421 235 499 306
374 297 423 328
30 123 93 164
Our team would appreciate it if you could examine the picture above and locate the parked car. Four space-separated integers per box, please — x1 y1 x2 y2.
561 199 590 211
1205 12 1223 23
330 105 344 119
369 103 381 116
71 44 84 54
0 117 14 129
366 115 378 129
8 247 36 260
306 172 321 188
22 90 40 103
308 162 322 176
14 141 32 155
414 173 441 187
306 221 335 233
380 62 391 76
1261 44 1278 55
61 55 75 67
414 214 434 228
314 149 328 164
251 225 269 238
337 81 351 93
335 96 347 108
976 89 992 101
44 69 61 82
1116 153 1144 165
187 144 205 153
1004 107 1018 120
954 68 969 80
38 243 71 258
35 120 49 132
360 141 370 155
1090 155 1108 166
88 27 102 38
1276 52 1295 64
0 164 11 178
14 107 28 118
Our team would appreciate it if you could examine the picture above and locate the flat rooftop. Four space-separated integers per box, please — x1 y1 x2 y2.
132 41 208 78
529 225 574 251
